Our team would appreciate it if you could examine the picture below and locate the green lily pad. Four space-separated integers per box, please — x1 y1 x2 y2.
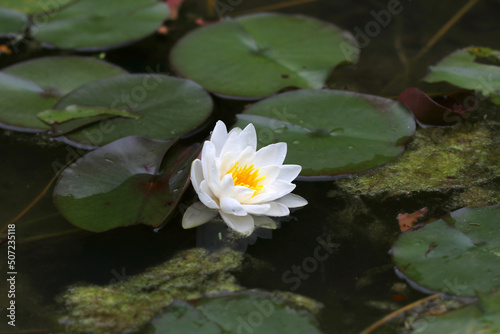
391 206 500 297
38 105 142 136
0 8 28 35
146 291 322 334
53 136 199 232
57 74 213 147
412 291 500 334
0 56 127 131
0 0 74 14
146 299 223 334
424 47 500 104
170 13 359 99
235 89 415 178
32 0 169 51
37 105 141 125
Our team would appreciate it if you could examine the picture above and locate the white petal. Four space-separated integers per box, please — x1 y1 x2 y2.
277 165 302 182
253 215 277 229
266 202 290 216
238 123 257 150
258 165 280 185
210 121 228 157
201 141 221 198
233 186 255 203
182 202 218 229
220 124 257 158
254 142 287 167
276 193 308 208
190 159 203 194
199 180 219 209
241 203 271 215
220 197 247 216
245 180 296 204
220 212 255 236
219 173 236 198
234 146 256 167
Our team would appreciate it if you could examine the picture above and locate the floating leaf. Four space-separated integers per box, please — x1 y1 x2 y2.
146 299 223 334
57 74 213 147
424 47 500 105
0 8 28 36
170 13 358 99
235 89 415 178
0 56 127 131
53 136 199 232
32 0 169 51
145 291 322 334
413 291 500 333
0 0 74 14
37 105 141 125
398 87 478 126
391 205 500 297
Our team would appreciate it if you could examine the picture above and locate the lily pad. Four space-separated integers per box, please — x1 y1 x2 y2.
0 8 28 35
57 74 213 147
0 56 127 131
146 291 322 334
32 0 169 51
37 105 141 125
424 47 500 105
391 205 500 297
170 13 359 99
38 105 142 136
0 0 74 14
412 291 500 334
53 136 199 232
235 89 415 178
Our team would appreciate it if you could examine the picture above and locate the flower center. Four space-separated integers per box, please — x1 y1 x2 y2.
226 162 266 192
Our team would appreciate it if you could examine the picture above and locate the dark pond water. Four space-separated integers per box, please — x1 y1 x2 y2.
1 0 500 333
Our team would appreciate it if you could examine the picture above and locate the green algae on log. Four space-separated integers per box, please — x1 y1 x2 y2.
58 248 243 333
336 122 499 202
58 248 323 333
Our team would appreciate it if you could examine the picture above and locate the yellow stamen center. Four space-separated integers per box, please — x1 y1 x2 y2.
226 162 266 192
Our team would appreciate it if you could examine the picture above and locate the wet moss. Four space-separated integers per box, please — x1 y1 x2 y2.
58 248 243 333
337 122 499 201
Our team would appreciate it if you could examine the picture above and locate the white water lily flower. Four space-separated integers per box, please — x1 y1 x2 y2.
182 121 308 236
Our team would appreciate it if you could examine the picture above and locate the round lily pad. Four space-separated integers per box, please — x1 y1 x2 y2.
32 0 169 51
0 8 28 36
0 56 127 131
235 89 415 178
391 205 500 297
54 136 199 232
56 74 213 147
0 0 73 14
170 13 359 99
146 291 322 334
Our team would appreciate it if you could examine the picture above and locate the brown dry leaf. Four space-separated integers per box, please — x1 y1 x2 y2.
398 207 428 232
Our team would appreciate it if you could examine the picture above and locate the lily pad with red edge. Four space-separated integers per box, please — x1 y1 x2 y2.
397 87 478 127
234 89 415 179
53 136 200 232
391 205 500 297
56 74 213 148
170 12 359 99
145 291 322 334
32 0 170 51
0 56 127 132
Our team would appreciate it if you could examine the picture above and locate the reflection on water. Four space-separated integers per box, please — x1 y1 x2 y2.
1 0 499 333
